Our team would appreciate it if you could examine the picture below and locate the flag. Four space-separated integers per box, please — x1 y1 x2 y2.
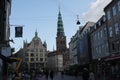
15 27 23 37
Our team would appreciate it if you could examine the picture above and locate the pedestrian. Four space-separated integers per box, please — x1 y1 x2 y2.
61 71 64 78
45 70 49 80
49 70 54 80
75 70 79 78
82 68 89 80
89 71 95 80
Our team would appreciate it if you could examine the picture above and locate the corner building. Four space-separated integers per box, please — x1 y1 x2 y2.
23 31 47 71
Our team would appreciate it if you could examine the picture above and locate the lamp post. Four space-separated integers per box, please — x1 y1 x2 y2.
76 15 80 25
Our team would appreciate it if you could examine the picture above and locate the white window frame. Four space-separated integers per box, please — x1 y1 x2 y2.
112 6 116 16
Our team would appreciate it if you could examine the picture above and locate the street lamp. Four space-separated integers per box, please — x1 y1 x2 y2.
76 15 80 25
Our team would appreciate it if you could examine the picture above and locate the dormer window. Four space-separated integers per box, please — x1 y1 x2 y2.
94 24 96 29
98 21 101 26
112 6 116 16
107 10 111 20
103 16 106 22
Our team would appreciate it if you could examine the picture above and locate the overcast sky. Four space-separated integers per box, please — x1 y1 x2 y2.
83 0 112 22
10 0 112 52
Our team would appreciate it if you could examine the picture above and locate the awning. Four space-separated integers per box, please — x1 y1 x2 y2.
105 55 120 61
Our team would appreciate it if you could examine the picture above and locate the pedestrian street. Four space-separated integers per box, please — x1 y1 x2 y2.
36 72 82 80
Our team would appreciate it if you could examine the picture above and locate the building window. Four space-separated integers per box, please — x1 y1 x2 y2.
31 58 34 61
36 58 38 61
40 58 43 61
31 53 34 57
112 6 116 16
100 30 102 39
98 21 101 26
104 27 107 37
102 45 104 54
103 16 106 22
36 54 38 56
40 49 43 52
94 34 96 41
118 1 120 11
107 10 111 20
99 46 101 54
27 49 29 51
94 24 96 29
109 26 113 37
96 47 98 54
98 31 100 40
115 23 119 34
40 53 43 57
112 43 115 50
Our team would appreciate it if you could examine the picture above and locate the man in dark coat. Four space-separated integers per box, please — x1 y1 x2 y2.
82 68 89 80
49 70 54 80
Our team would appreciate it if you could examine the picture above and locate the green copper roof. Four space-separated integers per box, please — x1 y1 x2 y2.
33 30 40 40
57 10 64 36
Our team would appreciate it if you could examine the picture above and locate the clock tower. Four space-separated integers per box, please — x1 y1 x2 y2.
56 10 67 53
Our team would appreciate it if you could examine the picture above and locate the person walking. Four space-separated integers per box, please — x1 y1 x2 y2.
49 70 54 80
82 68 89 80
45 70 49 80
89 71 95 80
61 71 64 78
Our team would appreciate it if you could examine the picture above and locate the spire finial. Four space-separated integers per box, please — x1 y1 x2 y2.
59 4 60 12
35 29 38 37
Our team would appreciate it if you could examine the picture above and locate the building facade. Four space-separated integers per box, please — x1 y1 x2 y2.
69 30 80 65
90 15 110 74
77 22 94 67
91 16 109 60
0 0 12 79
103 0 120 77
47 51 56 71
104 0 120 56
23 31 47 71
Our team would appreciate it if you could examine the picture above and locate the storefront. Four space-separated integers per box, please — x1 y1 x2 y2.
104 55 120 78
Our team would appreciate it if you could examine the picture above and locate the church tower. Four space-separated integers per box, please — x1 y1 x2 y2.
56 10 67 53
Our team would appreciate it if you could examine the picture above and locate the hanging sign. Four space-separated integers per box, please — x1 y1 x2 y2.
15 27 23 37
